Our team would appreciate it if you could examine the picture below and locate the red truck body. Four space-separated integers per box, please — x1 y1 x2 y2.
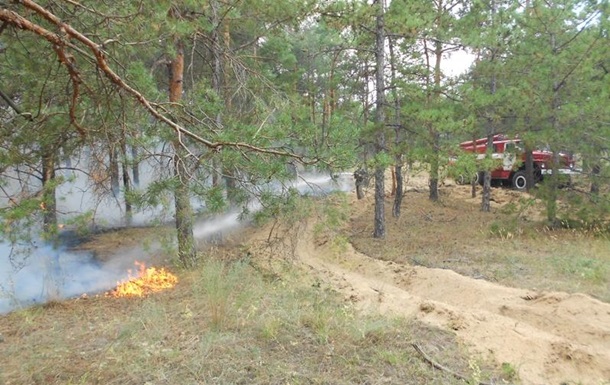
456 134 577 190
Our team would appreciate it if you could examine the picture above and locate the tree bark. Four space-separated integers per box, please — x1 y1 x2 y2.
389 38 403 217
429 18 443 202
546 32 560 228
131 144 140 186
373 0 386 238
481 132 494 212
211 0 223 189
429 134 440 202
354 168 367 200
524 143 535 192
393 164 403 217
481 0 497 213
590 162 600 196
169 39 197 266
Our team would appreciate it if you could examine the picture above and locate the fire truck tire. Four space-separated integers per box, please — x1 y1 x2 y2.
476 172 485 186
512 170 527 191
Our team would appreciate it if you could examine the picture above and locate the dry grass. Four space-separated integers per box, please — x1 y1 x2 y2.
349 185 610 302
0 250 503 385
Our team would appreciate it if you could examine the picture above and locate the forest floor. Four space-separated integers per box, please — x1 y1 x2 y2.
281 171 610 385
1 171 609 385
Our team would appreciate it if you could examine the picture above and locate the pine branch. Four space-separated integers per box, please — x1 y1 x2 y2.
0 0 319 164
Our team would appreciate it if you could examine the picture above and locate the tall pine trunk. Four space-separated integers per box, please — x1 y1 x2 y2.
524 143 535 192
545 32 561 227
389 38 403 217
169 40 196 266
131 145 140 186
211 0 223 189
481 131 494 212
481 0 497 213
373 0 386 238
428 19 443 202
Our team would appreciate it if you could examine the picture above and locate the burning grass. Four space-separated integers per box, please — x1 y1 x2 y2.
106 261 178 298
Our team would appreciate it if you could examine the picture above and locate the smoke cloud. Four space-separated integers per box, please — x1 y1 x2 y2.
1 172 353 314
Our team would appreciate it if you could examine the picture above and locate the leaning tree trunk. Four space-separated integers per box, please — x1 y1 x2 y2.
169 40 196 266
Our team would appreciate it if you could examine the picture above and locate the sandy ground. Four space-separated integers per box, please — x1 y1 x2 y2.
255 174 610 385
297 225 610 385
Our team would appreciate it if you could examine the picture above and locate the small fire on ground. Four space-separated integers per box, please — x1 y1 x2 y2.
106 261 178 297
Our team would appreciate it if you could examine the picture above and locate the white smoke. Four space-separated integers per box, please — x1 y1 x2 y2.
0 172 354 314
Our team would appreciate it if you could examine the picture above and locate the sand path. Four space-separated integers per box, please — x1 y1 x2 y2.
290 208 610 385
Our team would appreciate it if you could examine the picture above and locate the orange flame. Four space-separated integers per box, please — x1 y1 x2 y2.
108 261 178 297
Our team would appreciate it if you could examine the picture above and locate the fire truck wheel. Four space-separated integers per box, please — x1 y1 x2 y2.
476 172 485 186
512 170 527 191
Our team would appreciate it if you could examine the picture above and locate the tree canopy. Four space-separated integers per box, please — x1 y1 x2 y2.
0 0 608 259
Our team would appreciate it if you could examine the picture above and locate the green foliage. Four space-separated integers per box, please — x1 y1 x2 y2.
446 152 479 183
368 151 393 170
0 198 41 243
0 0 608 255
488 220 522 240
251 187 310 226
500 362 518 381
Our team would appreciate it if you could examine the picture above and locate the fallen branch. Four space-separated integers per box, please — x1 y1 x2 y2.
411 343 493 385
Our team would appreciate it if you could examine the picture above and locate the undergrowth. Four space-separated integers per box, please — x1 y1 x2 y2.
0 253 507 385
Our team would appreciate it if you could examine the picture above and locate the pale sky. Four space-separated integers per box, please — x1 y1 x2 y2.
443 49 476 77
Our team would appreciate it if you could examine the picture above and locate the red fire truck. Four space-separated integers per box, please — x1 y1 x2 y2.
454 134 577 190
